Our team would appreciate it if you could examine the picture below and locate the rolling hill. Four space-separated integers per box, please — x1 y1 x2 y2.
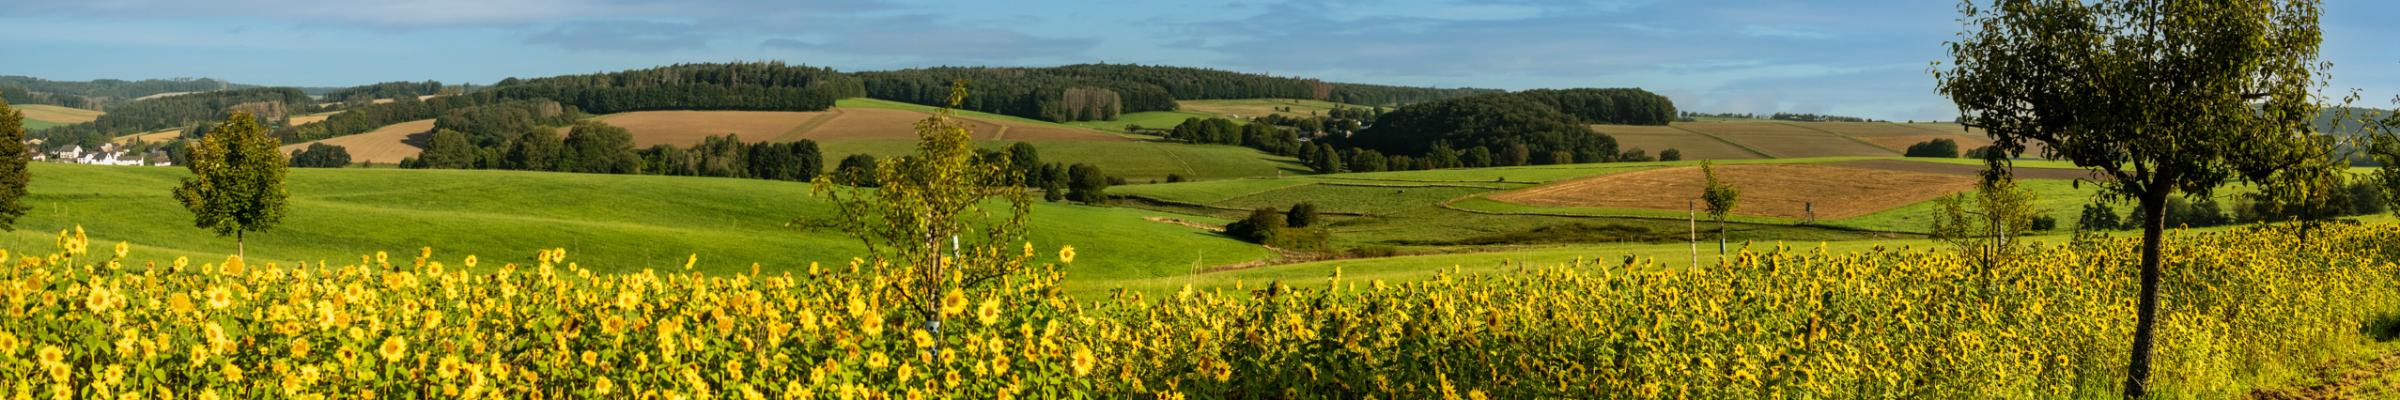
4 162 1273 283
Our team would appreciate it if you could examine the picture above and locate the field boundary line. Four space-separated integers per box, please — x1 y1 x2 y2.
1773 122 1904 155
1891 122 1978 136
1666 125 1777 158
774 109 845 141
1435 194 1925 237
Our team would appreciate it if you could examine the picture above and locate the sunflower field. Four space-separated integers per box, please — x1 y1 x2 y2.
1 223 2397 398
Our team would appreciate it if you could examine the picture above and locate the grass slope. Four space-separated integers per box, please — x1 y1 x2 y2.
5 163 1272 283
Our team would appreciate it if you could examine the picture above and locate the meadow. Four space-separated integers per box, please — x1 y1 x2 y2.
1 163 1272 283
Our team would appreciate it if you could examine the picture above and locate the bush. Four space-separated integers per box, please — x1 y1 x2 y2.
1659 148 1682 161
1905 138 1961 158
2031 215 2057 231
1287 202 1320 228
288 142 351 168
2080 203 2122 231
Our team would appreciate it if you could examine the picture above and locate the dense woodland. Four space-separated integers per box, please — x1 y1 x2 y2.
488 62 862 114
320 81 450 104
860 64 1499 122
1345 92 1644 166
34 88 311 149
0 76 244 110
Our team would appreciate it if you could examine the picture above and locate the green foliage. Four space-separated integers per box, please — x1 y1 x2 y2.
1659 148 1683 162
2078 202 2123 232
1505 88 1679 125
1286 202 1320 228
489 61 861 115
1928 177 2041 275
1938 1 2330 394
33 88 310 150
561 121 639 174
172 112 287 254
1700 160 1739 220
811 81 1036 322
1223 207 1286 242
1351 94 1619 162
411 129 480 169
287 143 351 168
0 100 28 230
320 80 446 104
1904 138 1960 158
0 75 243 110
432 98 578 147
1067 163 1110 204
503 127 566 171
834 154 880 187
859 64 1498 122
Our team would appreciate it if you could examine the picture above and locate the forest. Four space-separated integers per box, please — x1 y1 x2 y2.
32 88 311 149
319 80 450 104
859 64 1501 122
0 76 246 110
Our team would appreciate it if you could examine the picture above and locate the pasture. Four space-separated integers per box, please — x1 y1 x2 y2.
14 104 102 125
4 162 1272 283
1178 98 1375 120
589 110 834 147
1487 163 1977 219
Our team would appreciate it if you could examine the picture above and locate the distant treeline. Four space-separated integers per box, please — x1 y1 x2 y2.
489 62 863 115
33 88 312 149
1337 89 1673 165
0 76 245 110
320 81 451 104
859 64 1501 122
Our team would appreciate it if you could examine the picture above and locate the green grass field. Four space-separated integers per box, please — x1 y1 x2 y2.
1062 111 1218 132
23 119 61 131
1178 98 1377 120
7 163 1273 284
821 98 1306 181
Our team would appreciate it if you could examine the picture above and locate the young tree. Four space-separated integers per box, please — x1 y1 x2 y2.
811 81 1035 331
0 99 29 230
1066 163 1109 204
1937 1 2327 395
1927 176 2040 283
1286 202 1320 228
1699 161 1739 254
174 112 288 258
1221 207 1285 243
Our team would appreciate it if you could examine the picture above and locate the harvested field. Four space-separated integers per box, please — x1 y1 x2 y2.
289 111 340 126
1591 124 1765 160
1824 159 2098 181
1856 134 1997 152
1678 122 1897 158
794 108 1129 142
281 119 433 165
113 128 184 145
591 111 833 147
15 104 102 125
1487 164 1976 219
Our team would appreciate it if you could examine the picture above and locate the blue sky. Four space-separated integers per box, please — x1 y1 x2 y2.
2 0 2393 121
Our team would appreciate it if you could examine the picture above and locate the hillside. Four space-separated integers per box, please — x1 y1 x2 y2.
3 163 1272 282
12 104 103 131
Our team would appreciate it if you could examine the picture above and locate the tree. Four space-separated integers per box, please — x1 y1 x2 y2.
1659 148 1682 162
1927 176 2040 283
1699 160 1739 254
288 143 353 168
810 81 1035 330
414 130 480 169
0 99 28 230
1040 163 1069 202
1067 163 1109 204
1937 1 2326 395
834 154 879 187
505 128 566 171
563 122 639 174
1222 207 1286 243
1007 142 1041 181
1287 202 1320 228
1904 138 1961 158
2077 203 2122 233
173 112 288 258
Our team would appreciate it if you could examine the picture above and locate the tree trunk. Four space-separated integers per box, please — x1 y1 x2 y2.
2123 189 2169 399
1689 201 1698 268
236 231 245 260
1717 218 1727 255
